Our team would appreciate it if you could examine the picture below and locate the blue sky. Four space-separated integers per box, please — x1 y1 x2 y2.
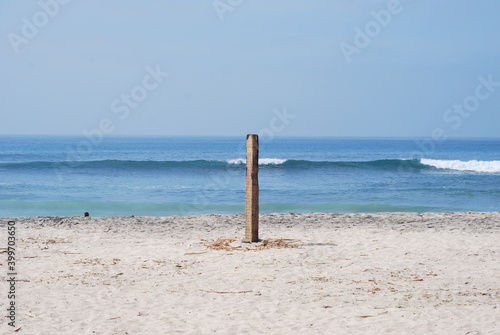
1 0 499 137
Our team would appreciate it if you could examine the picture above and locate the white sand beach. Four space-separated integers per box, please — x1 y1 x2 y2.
1 212 499 334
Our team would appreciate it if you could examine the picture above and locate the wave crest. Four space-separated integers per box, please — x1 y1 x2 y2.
2 158 499 173
420 158 500 173
226 158 287 165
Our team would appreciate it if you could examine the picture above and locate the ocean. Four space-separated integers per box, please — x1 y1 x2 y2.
0 136 499 217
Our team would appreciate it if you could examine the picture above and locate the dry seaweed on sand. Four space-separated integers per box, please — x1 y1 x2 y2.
200 238 241 251
201 238 301 251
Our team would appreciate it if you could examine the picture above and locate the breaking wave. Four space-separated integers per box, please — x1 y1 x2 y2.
420 159 500 173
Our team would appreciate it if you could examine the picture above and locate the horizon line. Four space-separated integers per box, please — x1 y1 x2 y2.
0 134 499 140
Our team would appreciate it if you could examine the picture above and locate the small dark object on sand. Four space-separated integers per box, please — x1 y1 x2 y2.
84 212 90 217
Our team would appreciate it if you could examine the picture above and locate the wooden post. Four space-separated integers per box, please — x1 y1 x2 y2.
245 134 259 242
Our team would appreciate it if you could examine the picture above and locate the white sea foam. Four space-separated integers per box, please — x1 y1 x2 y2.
227 158 287 165
421 158 500 173
226 158 246 165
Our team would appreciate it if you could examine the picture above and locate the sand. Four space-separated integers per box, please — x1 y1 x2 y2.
1 212 499 334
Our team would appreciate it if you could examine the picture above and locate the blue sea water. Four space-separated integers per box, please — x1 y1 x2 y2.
0 136 499 217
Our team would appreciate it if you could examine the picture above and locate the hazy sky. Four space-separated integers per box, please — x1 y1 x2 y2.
1 0 499 137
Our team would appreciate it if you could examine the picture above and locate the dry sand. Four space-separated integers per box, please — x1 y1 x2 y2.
1 212 499 334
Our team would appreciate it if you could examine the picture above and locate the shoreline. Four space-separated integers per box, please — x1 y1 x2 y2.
4 211 500 233
1 212 499 333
